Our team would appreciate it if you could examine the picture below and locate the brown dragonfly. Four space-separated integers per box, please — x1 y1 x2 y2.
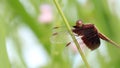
51 20 120 50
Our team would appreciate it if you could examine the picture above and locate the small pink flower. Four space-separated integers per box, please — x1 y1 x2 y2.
38 4 54 23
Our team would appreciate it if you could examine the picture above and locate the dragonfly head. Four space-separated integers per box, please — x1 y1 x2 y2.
76 20 83 27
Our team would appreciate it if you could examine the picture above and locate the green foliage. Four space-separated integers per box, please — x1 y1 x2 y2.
0 0 120 68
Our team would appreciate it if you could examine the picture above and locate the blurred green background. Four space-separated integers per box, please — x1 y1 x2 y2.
0 0 120 68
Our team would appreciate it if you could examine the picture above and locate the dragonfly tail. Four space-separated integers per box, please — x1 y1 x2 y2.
98 33 120 48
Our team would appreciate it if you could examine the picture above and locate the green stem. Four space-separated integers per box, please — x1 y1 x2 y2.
53 0 90 68
0 22 11 68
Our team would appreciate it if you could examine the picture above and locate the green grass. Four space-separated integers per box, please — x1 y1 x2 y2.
0 0 120 68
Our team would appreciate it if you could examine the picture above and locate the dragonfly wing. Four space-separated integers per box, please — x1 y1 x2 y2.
50 27 72 44
81 35 100 50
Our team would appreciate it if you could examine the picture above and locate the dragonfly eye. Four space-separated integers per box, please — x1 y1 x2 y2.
76 20 83 27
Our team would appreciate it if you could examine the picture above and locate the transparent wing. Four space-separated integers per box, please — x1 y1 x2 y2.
50 26 72 44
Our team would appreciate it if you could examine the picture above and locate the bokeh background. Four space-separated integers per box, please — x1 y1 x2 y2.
0 0 120 68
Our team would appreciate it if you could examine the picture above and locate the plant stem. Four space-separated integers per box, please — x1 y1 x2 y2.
53 0 90 68
0 21 11 68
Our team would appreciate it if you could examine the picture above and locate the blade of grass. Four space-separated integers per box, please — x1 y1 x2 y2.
53 0 90 68
0 21 11 68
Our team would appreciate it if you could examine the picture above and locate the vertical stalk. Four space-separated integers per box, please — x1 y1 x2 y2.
0 22 11 68
53 0 90 68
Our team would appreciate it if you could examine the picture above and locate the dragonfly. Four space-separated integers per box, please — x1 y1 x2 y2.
50 20 120 50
